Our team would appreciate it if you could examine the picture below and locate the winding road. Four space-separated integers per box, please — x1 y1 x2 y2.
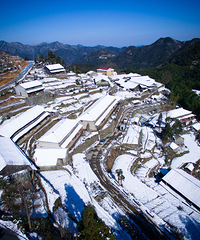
86 104 174 240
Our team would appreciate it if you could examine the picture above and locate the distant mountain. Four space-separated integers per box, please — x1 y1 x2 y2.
0 41 125 66
113 37 184 69
78 37 187 69
0 37 199 69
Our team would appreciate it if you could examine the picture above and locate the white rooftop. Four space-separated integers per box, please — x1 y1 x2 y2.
0 136 36 171
192 122 200 131
38 118 81 146
162 169 200 210
79 95 119 123
0 105 46 139
111 73 155 89
185 162 195 172
45 64 65 71
34 148 67 166
169 142 179 150
167 108 192 119
19 80 43 90
148 107 194 127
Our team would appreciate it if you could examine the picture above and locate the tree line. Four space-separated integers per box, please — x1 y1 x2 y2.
34 51 66 68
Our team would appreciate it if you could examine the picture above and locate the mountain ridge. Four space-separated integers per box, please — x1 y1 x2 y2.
0 37 199 69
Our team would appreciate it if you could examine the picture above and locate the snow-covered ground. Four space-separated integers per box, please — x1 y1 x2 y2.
1 66 200 239
40 154 132 239
171 133 200 168
112 154 200 239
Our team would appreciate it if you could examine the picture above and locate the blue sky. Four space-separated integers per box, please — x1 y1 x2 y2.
0 0 200 47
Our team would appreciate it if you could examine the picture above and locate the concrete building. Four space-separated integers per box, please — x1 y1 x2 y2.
15 80 44 98
0 136 37 176
79 95 120 131
97 67 114 76
37 118 83 149
44 64 65 74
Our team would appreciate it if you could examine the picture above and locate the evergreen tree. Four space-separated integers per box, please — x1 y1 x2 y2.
78 205 115 240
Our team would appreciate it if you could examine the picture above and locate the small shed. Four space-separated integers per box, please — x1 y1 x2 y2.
169 142 179 152
184 162 195 172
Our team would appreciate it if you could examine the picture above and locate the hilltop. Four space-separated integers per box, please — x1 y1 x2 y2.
0 51 27 86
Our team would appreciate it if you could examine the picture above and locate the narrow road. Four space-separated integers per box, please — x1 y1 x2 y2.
0 61 34 90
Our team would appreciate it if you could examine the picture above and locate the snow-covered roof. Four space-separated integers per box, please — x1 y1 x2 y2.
169 142 179 150
167 108 192 119
38 118 82 147
162 169 200 210
0 105 48 140
45 64 65 71
130 75 155 87
192 122 200 131
111 73 155 89
185 162 195 172
148 107 194 127
26 86 44 94
79 95 119 124
132 100 140 104
19 80 43 90
0 136 37 171
34 148 67 166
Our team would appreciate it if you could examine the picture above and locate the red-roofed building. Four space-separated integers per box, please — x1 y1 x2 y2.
97 67 114 76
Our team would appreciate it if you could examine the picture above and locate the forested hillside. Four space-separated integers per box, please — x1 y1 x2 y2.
136 40 200 119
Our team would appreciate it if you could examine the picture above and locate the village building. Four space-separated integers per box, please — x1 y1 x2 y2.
34 148 68 168
169 142 179 152
15 80 44 98
37 118 83 149
192 122 200 132
0 105 50 142
0 136 37 176
110 73 156 91
184 162 195 172
162 169 200 211
97 67 114 76
44 63 65 74
96 79 110 86
148 107 196 128
79 95 120 131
